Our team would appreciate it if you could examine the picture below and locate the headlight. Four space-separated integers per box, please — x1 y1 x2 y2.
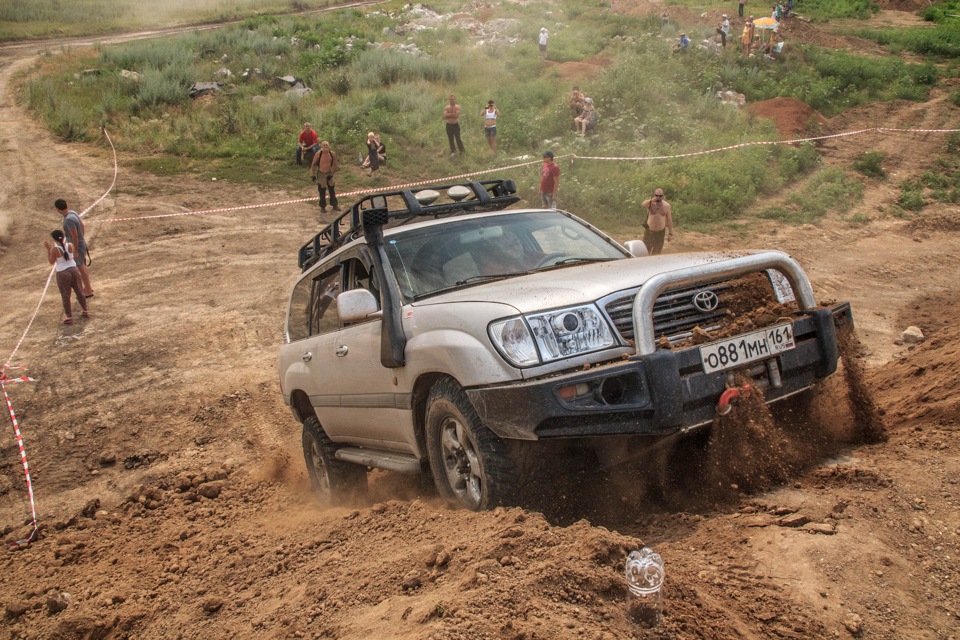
489 305 615 368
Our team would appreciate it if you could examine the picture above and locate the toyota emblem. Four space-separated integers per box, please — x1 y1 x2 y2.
692 290 719 313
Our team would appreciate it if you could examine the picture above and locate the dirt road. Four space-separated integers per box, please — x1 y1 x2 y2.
1 5 959 639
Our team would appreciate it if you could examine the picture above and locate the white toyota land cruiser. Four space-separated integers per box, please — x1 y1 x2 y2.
279 179 853 510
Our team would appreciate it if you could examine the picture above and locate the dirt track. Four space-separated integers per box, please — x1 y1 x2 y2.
1 4 960 639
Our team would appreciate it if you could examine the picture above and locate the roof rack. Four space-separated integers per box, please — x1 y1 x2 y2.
298 179 519 271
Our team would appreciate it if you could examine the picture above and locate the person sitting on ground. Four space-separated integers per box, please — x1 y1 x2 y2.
361 132 387 175
568 85 585 114
296 122 319 166
673 33 690 51
574 98 598 136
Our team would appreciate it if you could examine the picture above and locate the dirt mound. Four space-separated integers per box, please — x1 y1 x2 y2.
870 292 960 425
746 97 826 137
552 56 611 82
906 211 960 232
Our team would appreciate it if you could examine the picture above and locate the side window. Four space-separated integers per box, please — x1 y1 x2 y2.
344 256 381 307
288 276 314 342
311 268 343 336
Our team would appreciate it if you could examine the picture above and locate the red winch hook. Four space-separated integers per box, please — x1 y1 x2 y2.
716 384 754 416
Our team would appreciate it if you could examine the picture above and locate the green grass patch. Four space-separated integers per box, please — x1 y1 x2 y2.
756 167 863 224
852 151 885 179
0 0 338 41
789 0 879 20
850 25 960 59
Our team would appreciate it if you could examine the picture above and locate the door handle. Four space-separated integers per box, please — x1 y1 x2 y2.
336 345 349 357
301 351 312 362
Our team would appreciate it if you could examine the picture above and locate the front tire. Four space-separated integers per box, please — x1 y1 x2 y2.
425 379 519 510
302 416 367 505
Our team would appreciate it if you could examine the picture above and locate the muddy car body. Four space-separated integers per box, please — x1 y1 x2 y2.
279 180 852 509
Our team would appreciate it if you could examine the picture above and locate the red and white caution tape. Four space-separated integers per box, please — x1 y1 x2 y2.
1 129 117 547
90 125 960 223
1 372 37 548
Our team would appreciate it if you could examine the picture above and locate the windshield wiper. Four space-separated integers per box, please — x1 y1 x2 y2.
454 273 519 286
537 257 617 269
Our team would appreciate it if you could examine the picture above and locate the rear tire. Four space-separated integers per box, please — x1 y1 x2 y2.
302 416 367 505
425 378 520 510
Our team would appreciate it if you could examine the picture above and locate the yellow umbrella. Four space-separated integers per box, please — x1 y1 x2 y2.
753 17 779 29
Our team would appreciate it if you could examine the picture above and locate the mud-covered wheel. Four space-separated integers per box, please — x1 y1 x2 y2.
425 378 519 510
302 416 367 504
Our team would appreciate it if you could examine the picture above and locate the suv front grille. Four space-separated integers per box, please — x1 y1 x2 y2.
604 273 783 346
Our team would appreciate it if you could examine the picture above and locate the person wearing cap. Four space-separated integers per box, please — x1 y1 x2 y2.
296 122 319 166
742 17 756 56
640 189 674 255
718 14 730 47
574 97 598 136
539 27 549 60
539 151 560 209
673 33 690 51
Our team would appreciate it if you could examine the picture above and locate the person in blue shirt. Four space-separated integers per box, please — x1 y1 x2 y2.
673 33 690 51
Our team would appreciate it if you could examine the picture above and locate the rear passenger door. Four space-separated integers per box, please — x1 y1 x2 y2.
290 263 344 430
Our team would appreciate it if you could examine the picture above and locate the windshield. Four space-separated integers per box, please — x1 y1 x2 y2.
384 210 627 300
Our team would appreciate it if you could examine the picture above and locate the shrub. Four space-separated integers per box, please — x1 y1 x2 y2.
897 184 925 211
852 151 885 178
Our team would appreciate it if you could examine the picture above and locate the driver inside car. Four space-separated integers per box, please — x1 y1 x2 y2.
475 231 543 275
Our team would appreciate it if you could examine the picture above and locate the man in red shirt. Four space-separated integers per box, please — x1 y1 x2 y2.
296 122 319 166
539 150 560 208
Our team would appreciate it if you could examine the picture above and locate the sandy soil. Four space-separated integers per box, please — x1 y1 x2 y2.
2 4 960 639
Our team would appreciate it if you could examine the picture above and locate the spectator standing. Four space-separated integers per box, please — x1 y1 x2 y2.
539 151 560 209
44 230 88 324
742 17 755 56
296 122 320 166
640 189 674 255
538 27 549 60
574 98 598 136
481 100 500 154
55 199 93 298
310 141 340 212
661 9 669 29
364 132 384 178
718 14 731 47
738 0 746 18
443 94 465 156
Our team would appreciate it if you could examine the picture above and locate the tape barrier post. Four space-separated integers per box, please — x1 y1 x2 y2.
1 371 38 548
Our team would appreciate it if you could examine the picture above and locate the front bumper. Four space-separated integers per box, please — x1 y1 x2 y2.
466 303 852 441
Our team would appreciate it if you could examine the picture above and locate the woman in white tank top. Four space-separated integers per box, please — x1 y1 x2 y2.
481 100 500 154
44 229 88 324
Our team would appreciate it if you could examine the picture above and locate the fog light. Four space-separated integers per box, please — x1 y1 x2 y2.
558 382 591 400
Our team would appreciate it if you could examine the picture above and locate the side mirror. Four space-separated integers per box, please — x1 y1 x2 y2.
338 289 380 325
624 240 648 257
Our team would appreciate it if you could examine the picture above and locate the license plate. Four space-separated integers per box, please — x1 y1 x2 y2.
699 324 795 374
